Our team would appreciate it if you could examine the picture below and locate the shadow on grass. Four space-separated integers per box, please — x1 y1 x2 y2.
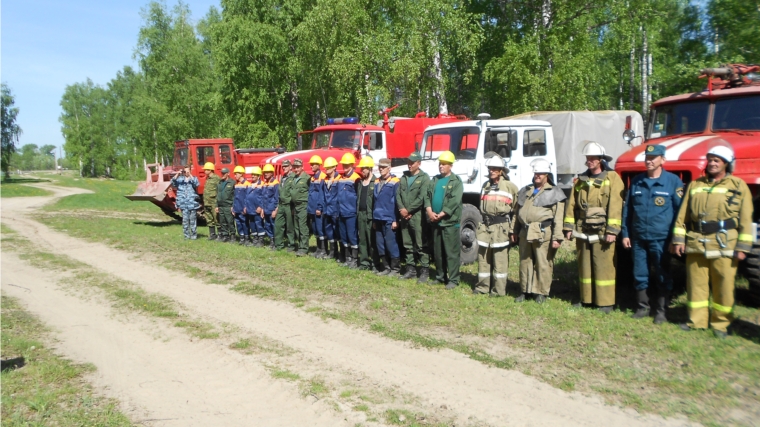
730 318 760 343
133 220 179 227
1 177 52 184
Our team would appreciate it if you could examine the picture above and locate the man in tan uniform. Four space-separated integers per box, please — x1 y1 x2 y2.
511 159 565 304
671 145 754 339
474 153 519 296
563 142 625 313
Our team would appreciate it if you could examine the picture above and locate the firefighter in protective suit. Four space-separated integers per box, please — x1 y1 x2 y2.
671 145 754 339
511 159 566 303
563 142 625 313
474 153 519 296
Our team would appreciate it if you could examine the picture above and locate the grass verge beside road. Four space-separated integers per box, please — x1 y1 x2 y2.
1 295 132 427
29 176 760 427
0 178 53 198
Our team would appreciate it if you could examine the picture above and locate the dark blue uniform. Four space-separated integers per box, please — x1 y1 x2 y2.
308 170 326 241
622 170 684 293
373 175 400 259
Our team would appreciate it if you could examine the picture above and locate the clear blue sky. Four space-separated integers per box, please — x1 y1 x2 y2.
1 0 220 154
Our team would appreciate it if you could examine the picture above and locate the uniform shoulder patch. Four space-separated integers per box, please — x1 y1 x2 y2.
676 187 684 198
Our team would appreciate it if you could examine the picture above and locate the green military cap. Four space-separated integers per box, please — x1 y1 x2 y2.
282 159 291 166
220 167 229 174
293 158 303 166
408 152 422 162
644 144 666 157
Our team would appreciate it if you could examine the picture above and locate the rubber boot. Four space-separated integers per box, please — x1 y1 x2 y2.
337 243 346 264
375 260 390 275
653 296 668 324
208 227 217 241
348 248 360 269
417 267 429 284
632 289 650 319
253 235 264 247
239 235 247 245
318 241 329 259
313 239 324 258
387 258 401 277
269 238 276 250
400 265 417 280
245 235 255 247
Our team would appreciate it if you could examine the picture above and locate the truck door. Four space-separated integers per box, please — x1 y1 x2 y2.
361 131 386 174
484 128 518 185
519 129 549 186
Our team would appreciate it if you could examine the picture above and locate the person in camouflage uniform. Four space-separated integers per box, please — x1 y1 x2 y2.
171 166 200 240
275 160 295 251
216 167 236 242
290 158 311 256
397 152 431 282
202 162 220 240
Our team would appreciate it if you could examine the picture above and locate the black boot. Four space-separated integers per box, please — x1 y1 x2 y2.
417 267 429 284
632 289 650 319
245 235 255 247
313 239 324 258
208 227 217 240
653 296 668 324
253 235 264 247
401 265 417 280
239 235 247 245
348 248 360 269
318 241 330 259
337 243 346 263
387 258 401 277
269 238 276 250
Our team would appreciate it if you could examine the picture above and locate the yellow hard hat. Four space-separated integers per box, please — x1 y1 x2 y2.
252 166 262 175
309 155 323 165
323 157 338 168
438 151 456 163
340 153 356 165
262 164 275 173
233 166 245 174
357 156 375 168
203 162 215 170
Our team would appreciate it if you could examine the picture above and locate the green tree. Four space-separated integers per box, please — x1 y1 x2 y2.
708 0 760 63
1 83 22 179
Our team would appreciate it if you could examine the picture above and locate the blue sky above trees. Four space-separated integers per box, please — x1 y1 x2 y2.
1 0 219 153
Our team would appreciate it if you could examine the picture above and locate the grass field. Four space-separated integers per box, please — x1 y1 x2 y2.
0 295 132 427
0 178 53 198
18 175 760 427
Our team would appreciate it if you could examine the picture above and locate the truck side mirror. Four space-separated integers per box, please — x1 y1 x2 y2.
623 129 638 145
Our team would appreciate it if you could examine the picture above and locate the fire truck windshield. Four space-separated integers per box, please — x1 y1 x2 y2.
313 130 361 149
713 95 760 131
648 101 709 139
173 147 188 167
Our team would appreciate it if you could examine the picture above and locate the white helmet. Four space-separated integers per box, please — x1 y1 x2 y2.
707 145 734 163
530 159 552 174
484 153 505 169
582 141 613 162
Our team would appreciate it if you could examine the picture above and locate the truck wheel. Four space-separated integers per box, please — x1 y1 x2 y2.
741 243 760 304
460 204 481 265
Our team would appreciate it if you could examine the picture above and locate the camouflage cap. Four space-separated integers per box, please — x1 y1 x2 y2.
408 152 422 162
293 158 303 166
282 159 291 167
379 158 392 167
220 167 230 174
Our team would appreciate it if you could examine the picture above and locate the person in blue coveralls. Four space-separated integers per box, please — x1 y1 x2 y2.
621 144 684 324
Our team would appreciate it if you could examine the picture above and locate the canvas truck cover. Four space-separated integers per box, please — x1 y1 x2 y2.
503 111 644 176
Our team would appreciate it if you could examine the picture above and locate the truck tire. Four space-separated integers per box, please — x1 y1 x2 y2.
460 204 481 265
740 242 760 305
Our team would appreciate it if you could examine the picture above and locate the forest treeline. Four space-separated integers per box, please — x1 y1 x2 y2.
58 0 759 179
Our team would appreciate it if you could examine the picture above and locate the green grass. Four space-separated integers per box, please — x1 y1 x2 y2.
25 177 760 426
0 178 52 197
1 295 133 426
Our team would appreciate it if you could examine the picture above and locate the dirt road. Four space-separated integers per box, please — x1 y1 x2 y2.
0 184 699 427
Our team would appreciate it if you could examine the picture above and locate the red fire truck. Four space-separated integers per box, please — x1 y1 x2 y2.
615 64 760 300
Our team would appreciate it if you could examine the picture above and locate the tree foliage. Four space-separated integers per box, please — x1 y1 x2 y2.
2 83 23 179
58 0 756 178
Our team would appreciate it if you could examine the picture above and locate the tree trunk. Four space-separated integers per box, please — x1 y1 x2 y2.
642 29 648 119
629 36 635 110
431 41 448 116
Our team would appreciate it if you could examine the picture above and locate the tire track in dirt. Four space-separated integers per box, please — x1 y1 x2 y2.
1 183 700 427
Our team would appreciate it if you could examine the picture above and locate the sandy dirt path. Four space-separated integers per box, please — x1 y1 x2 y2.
1 183 699 427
